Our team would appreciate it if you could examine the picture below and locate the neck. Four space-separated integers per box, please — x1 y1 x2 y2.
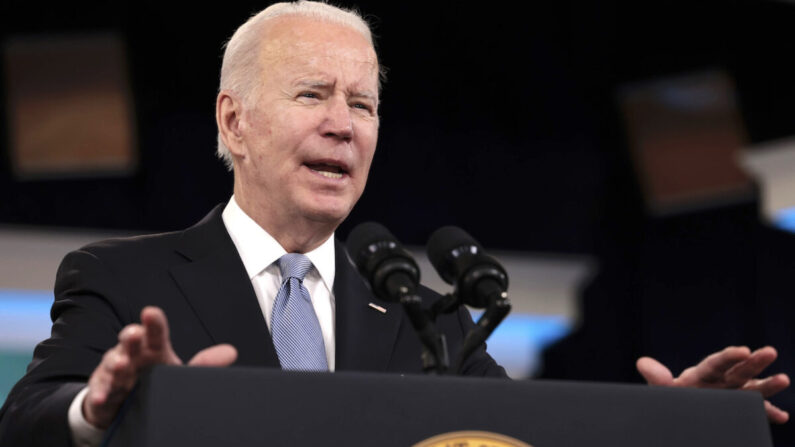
233 186 337 254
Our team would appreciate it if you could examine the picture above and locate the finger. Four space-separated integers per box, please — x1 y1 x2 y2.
86 383 107 408
188 344 238 367
85 379 127 429
85 346 133 427
683 346 751 386
102 347 137 393
118 324 144 363
724 346 778 387
85 336 156 429
636 357 675 386
742 373 791 398
140 306 181 364
141 306 170 352
83 376 112 428
765 400 790 424
89 348 118 406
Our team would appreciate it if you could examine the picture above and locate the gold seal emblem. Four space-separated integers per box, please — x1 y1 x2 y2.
413 430 532 447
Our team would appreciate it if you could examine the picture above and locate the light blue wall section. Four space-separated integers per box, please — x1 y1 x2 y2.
0 290 53 405
469 311 571 378
0 290 53 348
774 206 795 232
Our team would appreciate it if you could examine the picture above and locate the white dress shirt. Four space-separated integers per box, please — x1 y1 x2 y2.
221 196 336 370
69 196 337 446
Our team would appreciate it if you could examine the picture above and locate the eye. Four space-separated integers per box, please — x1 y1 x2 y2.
298 91 320 100
351 102 373 113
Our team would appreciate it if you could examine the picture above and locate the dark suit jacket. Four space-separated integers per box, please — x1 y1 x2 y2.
0 205 505 446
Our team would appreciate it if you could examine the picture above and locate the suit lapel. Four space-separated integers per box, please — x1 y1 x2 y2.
166 207 403 372
169 205 280 368
334 240 403 372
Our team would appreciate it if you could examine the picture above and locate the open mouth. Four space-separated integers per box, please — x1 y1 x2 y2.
305 162 348 180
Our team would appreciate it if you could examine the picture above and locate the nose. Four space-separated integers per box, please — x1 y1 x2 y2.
320 95 353 141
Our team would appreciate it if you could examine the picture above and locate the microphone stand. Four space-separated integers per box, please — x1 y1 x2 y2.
400 294 449 374
452 291 510 374
428 285 511 375
385 274 449 374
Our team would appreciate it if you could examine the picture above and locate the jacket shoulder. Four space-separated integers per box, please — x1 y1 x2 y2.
76 230 185 263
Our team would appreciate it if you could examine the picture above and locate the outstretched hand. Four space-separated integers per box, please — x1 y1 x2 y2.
83 306 238 428
637 346 790 424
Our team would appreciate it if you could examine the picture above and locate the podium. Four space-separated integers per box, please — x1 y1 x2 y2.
105 365 773 447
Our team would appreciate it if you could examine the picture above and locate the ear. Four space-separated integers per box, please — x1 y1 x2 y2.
216 91 246 158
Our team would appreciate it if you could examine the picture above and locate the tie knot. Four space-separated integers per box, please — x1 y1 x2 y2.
278 253 313 281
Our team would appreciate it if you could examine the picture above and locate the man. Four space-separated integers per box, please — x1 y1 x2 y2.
0 2 789 446
0 3 503 446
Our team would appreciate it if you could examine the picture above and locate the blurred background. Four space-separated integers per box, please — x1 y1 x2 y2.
2 0 795 444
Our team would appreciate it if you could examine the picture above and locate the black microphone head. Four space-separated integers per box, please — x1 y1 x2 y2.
346 221 396 268
427 226 483 284
426 226 508 308
345 221 419 302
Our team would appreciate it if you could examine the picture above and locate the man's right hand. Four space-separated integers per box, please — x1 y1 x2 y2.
82 306 238 428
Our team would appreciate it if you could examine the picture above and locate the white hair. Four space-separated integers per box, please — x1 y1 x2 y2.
216 1 380 170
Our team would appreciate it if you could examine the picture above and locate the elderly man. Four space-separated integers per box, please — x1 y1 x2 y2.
0 2 789 446
0 3 503 446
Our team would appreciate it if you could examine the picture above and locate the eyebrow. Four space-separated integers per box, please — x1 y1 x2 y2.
294 79 377 103
294 79 333 89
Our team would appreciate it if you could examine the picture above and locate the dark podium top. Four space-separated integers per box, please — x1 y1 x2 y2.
105 365 772 447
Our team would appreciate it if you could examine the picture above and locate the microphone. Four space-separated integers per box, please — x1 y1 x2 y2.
345 221 420 302
346 222 449 373
426 226 509 308
426 226 511 373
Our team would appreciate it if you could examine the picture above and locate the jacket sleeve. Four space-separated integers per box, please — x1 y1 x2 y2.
0 248 133 447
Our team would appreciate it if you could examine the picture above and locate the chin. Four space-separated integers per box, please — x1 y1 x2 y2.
299 192 358 223
301 203 353 226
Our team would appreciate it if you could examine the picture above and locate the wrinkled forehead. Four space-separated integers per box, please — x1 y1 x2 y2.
258 16 379 85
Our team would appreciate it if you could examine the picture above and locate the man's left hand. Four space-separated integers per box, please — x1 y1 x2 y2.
637 346 790 424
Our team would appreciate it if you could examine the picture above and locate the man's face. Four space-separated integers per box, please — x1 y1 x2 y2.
235 16 379 229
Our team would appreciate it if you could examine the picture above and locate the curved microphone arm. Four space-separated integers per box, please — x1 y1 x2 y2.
399 298 450 374
382 272 449 374
452 286 511 374
429 292 461 320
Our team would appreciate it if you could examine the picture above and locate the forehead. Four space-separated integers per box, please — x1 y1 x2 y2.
258 16 379 89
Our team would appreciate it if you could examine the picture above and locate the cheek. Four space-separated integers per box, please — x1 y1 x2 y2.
357 124 379 162
250 118 273 141
362 147 376 171
357 145 376 189
363 140 378 171
241 112 273 155
245 101 286 137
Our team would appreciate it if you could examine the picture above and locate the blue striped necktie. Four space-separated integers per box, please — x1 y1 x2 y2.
271 253 329 371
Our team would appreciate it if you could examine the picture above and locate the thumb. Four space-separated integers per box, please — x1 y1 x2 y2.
187 344 238 367
636 356 675 386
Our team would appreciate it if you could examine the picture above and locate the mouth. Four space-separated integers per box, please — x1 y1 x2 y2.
304 161 349 180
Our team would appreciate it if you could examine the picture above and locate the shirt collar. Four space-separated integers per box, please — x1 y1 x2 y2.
221 196 336 292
